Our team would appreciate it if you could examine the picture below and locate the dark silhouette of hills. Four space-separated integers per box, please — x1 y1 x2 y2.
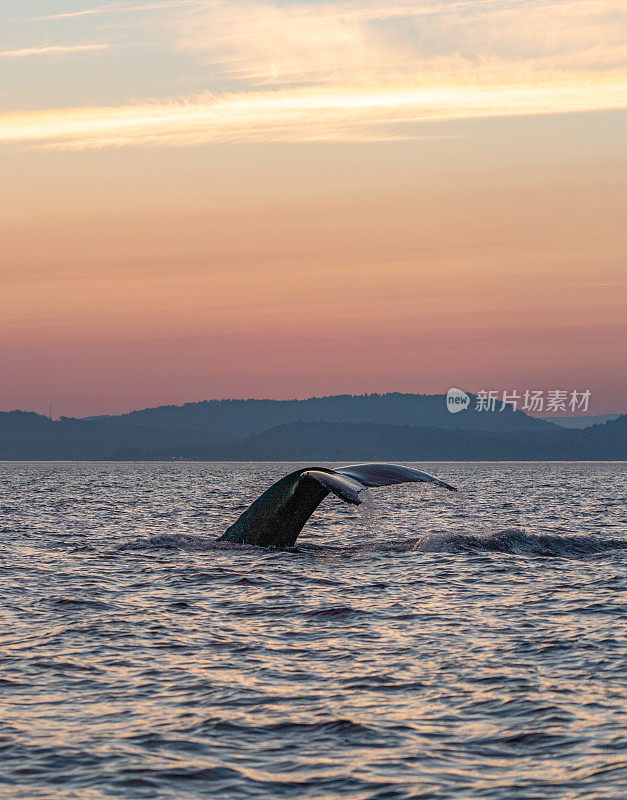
0 394 624 460
192 416 627 461
0 411 190 460
540 413 621 429
84 393 553 441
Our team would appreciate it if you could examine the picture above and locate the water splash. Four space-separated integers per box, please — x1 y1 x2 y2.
353 488 388 544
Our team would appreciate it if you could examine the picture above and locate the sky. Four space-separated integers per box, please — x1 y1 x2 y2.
1 0 625 417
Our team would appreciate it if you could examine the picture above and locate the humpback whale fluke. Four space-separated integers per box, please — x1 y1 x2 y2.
219 463 457 547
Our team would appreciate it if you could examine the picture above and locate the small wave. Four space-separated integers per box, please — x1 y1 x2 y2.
269 719 376 735
303 605 363 619
195 716 384 740
43 596 112 609
115 534 246 552
412 528 627 558
468 730 576 755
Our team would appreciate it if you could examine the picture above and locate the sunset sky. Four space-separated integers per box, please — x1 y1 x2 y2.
1 0 625 417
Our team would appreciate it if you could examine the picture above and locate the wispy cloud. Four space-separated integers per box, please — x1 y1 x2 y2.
38 1 196 21
0 44 109 58
0 73 624 149
3 0 623 148
175 0 627 85
37 8 109 20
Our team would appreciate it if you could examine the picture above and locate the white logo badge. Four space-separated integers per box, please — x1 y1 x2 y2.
446 388 470 413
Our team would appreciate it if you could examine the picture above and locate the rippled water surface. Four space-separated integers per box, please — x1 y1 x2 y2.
1 461 625 799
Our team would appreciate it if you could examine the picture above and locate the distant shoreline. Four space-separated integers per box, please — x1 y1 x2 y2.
1 394 624 461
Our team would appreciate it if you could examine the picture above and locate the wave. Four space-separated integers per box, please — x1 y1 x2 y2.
409 528 627 558
115 528 626 559
115 534 257 552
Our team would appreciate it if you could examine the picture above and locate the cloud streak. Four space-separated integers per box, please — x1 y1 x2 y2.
37 8 108 19
38 1 196 21
0 44 109 58
0 74 624 149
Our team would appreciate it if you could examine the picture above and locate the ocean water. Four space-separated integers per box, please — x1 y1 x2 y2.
0 461 625 800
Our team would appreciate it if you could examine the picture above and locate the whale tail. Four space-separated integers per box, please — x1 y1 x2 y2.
219 463 457 547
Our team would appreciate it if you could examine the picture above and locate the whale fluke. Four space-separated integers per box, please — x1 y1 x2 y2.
219 463 457 547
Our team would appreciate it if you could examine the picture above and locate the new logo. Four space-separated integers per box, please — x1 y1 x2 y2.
446 388 470 413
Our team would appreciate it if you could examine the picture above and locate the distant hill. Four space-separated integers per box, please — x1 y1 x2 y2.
191 415 627 461
540 414 621 429
0 395 624 460
0 411 188 460
84 393 553 441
